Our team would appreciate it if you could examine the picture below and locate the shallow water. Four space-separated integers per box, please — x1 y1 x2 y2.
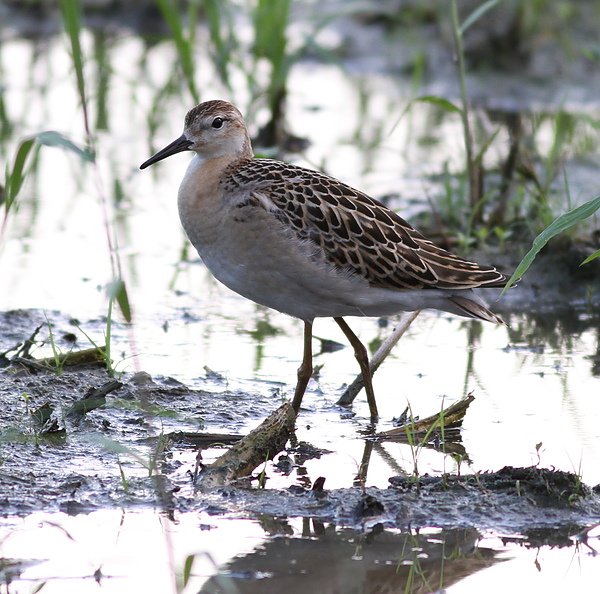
1 5 600 593
2 509 599 593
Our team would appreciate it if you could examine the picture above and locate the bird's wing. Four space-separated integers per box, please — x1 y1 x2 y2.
226 159 506 291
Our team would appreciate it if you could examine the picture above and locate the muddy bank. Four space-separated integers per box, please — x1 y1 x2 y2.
196 467 600 545
1 316 599 546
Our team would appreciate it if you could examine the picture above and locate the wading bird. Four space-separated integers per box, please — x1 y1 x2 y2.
140 100 506 419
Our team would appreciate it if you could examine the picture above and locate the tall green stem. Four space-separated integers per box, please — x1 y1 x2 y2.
450 0 481 224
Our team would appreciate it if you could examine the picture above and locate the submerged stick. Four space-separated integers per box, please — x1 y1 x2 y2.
197 401 296 489
337 311 420 406
163 432 242 447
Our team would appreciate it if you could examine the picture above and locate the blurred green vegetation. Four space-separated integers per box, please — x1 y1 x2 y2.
1 0 599 280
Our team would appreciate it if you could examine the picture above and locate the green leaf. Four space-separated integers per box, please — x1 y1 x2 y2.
474 127 500 165
581 248 600 266
5 138 36 204
502 195 600 294
413 95 463 114
92 435 149 467
59 0 91 134
391 95 462 134
182 554 195 587
156 0 199 103
4 131 93 214
107 278 132 322
36 131 94 162
460 0 500 35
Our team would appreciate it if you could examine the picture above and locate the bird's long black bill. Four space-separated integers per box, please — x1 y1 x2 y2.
139 134 193 169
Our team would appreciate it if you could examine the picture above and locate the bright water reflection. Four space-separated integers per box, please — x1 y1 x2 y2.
1 510 598 593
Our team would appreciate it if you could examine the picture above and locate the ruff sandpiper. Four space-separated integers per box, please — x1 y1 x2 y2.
140 100 506 419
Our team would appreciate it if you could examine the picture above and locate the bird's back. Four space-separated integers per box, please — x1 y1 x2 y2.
222 158 506 292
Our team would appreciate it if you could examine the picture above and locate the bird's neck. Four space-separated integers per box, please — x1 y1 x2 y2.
177 153 245 246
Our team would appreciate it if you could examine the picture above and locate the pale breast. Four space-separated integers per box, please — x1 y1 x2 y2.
198 197 374 320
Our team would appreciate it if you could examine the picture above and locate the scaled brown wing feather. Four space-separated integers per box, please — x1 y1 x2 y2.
231 159 506 290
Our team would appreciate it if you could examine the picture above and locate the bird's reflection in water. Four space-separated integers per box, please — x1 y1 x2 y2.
200 521 501 594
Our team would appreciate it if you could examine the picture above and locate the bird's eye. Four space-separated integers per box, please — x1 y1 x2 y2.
211 117 224 129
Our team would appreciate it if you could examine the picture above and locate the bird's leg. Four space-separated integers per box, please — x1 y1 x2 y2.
334 317 379 419
292 319 313 413
337 310 420 407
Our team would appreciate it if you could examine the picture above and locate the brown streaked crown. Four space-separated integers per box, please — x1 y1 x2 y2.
184 100 244 129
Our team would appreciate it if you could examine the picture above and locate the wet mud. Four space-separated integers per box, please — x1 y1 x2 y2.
1 308 599 549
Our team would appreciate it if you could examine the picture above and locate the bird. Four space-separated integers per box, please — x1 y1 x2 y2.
140 100 506 419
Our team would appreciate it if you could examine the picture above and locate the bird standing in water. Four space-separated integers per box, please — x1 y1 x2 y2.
140 100 506 419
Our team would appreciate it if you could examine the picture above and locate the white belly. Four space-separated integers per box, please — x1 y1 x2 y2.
197 213 371 320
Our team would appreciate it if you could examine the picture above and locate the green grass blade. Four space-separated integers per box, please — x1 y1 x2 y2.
474 127 500 165
93 435 151 469
93 31 110 131
59 0 91 136
204 0 233 88
460 0 499 34
581 248 600 266
413 95 463 114
5 138 36 205
502 195 600 294
36 131 94 162
156 0 199 103
182 554 195 587
3 130 92 223
253 0 290 107
107 278 132 323
450 0 480 222
0 91 13 141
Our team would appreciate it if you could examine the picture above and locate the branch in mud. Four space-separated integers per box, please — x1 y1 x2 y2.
197 402 296 489
66 379 123 417
12 345 108 371
377 393 475 443
0 323 43 364
162 432 242 448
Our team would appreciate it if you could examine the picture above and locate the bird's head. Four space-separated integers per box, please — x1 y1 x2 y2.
140 100 252 169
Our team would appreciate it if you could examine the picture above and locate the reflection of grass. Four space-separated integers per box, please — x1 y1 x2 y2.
398 532 436 593
450 0 483 226
0 1 598 318
60 0 92 137
153 0 294 144
389 1 600 257
251 0 291 145
403 402 447 481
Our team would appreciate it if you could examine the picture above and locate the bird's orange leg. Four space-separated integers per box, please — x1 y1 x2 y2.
334 317 379 420
292 320 313 413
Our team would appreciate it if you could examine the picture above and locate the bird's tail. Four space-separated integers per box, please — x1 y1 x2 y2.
448 295 505 325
